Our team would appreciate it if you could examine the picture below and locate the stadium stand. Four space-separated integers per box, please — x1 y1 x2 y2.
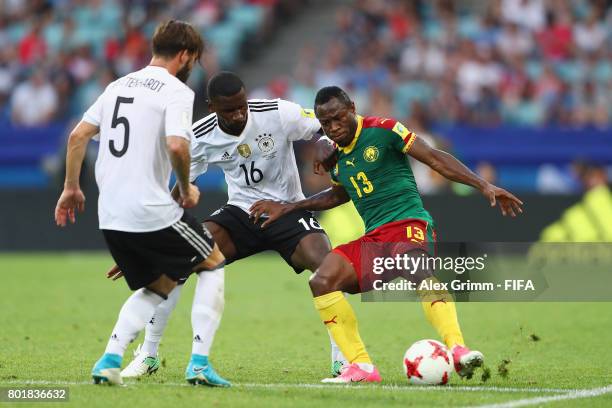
274 0 612 194
0 0 610 193
0 0 301 188
281 0 611 128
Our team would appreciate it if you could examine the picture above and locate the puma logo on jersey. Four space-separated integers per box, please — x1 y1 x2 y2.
324 315 338 325
346 158 355 167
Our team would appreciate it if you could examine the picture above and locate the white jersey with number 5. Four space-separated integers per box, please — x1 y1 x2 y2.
83 65 194 232
190 99 320 213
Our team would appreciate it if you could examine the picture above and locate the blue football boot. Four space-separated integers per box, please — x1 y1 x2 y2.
92 353 123 385
185 354 231 387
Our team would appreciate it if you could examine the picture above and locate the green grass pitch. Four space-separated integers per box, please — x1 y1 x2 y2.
1 252 611 407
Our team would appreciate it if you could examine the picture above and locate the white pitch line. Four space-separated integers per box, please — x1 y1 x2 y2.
470 385 612 408
238 383 571 394
0 379 576 394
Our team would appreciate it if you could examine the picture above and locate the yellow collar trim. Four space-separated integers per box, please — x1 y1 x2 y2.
339 115 363 154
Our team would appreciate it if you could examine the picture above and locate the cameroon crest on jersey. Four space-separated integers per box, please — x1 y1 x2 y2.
363 146 379 162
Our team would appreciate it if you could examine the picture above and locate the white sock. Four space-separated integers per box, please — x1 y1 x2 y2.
104 288 165 357
357 363 374 373
141 285 183 357
328 330 347 364
330 292 348 364
191 267 225 356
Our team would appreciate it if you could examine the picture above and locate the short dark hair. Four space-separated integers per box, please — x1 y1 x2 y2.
207 71 245 100
152 20 204 60
314 86 352 109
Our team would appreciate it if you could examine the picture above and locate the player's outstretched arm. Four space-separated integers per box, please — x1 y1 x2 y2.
408 137 523 217
250 185 350 227
54 120 99 227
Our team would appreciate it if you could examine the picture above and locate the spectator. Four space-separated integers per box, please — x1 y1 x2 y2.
501 0 546 32
502 80 545 125
192 0 222 29
581 165 608 191
537 164 579 193
498 56 529 99
456 45 502 107
289 45 318 107
407 105 451 195
18 20 47 66
368 87 393 118
0 17 10 49
534 64 562 112
10 69 58 127
400 36 447 78
2 0 28 20
476 161 498 184
536 10 574 61
496 22 534 60
67 45 96 84
0 48 18 107
472 86 502 125
572 162 609 192
314 42 349 89
347 50 390 91
573 81 610 127
385 0 414 42
574 12 607 54
548 80 577 125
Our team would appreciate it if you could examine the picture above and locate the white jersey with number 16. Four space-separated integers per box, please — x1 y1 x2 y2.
189 99 321 213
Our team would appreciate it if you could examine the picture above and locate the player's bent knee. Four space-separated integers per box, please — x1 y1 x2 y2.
146 274 177 299
205 220 237 260
292 234 330 272
194 243 225 272
309 271 339 297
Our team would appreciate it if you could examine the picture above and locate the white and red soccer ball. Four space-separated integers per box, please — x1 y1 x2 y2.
403 339 453 385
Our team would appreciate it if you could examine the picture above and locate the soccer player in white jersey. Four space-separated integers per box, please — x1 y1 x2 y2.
54 21 226 386
118 72 348 384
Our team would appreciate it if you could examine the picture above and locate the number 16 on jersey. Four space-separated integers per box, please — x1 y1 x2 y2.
240 161 264 186
298 216 322 231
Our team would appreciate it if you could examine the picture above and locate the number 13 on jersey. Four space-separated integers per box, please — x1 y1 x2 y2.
349 171 374 198
406 225 424 242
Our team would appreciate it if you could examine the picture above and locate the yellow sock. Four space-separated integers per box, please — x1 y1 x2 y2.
419 277 465 348
314 291 371 364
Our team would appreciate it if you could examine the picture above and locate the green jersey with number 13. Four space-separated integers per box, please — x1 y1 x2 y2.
330 115 434 233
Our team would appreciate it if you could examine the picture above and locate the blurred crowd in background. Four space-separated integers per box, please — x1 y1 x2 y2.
255 0 612 196
256 0 612 128
0 0 302 126
0 0 610 195
4 0 611 128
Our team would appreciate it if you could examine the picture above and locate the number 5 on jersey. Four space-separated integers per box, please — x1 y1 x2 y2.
110 96 134 157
